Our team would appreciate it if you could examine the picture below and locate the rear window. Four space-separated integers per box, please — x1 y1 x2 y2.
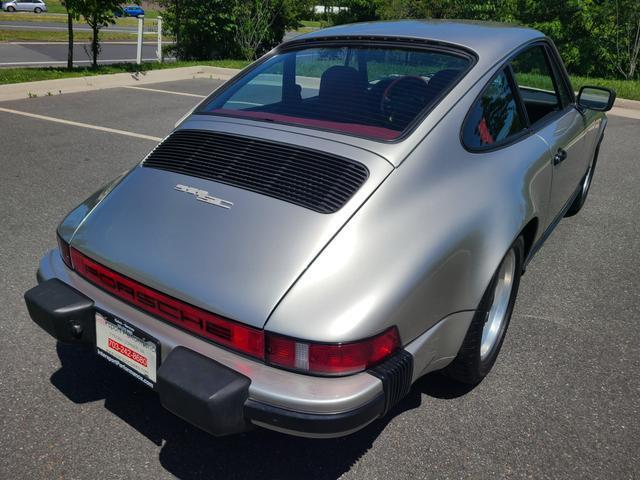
199 45 471 140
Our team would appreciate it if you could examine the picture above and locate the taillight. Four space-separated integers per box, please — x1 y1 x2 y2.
266 327 400 375
57 233 72 269
70 248 265 360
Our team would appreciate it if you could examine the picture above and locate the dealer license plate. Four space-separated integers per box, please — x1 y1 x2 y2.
95 311 159 388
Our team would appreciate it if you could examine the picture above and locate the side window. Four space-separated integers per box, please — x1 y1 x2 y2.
462 69 525 149
223 61 284 110
510 46 564 125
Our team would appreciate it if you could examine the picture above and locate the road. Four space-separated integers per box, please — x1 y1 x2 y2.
0 78 638 479
0 42 167 66
0 16 163 67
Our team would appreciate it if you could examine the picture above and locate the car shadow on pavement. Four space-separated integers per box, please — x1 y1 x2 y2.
51 342 473 479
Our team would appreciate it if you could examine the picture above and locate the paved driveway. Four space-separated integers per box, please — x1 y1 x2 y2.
0 79 638 479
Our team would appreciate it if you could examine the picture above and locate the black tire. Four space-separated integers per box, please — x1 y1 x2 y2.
34 7 42 13
7 6 16 12
444 237 524 385
565 137 602 217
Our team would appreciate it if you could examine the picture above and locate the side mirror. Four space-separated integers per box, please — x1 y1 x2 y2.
577 86 616 112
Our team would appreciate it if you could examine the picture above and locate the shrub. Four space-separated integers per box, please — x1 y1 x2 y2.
162 0 308 60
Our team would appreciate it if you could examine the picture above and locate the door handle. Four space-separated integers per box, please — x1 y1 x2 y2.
553 148 568 165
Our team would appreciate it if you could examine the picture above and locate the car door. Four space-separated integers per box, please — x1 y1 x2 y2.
509 43 587 225
19 0 33 11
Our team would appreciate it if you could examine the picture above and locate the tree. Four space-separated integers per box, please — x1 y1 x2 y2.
61 0 79 70
73 0 123 68
162 0 304 61
235 0 284 60
613 0 640 79
162 0 237 60
368 0 636 80
235 0 305 60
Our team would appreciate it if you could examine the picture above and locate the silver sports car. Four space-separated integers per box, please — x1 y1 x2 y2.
25 20 615 438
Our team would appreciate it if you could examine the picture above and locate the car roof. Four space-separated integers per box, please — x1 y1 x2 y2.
292 20 544 64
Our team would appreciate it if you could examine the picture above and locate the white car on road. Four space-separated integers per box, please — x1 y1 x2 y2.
3 0 47 13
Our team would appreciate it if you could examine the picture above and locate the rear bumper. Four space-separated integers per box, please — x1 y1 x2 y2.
27 250 413 438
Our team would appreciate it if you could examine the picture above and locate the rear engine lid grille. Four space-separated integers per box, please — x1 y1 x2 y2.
142 129 369 214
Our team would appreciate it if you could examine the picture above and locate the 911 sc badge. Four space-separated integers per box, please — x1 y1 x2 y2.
174 184 233 209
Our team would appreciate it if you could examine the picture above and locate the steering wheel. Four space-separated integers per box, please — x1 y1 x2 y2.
380 76 431 128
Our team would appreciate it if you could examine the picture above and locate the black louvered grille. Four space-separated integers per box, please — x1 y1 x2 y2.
142 130 369 214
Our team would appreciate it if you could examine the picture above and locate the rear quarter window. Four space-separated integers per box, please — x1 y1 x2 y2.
462 69 526 150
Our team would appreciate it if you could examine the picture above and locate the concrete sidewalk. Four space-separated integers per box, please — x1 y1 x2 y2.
0 65 638 119
0 66 237 102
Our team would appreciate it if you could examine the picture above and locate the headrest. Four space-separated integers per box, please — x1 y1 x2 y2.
319 66 367 101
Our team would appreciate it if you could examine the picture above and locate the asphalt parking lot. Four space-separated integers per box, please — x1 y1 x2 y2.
1 78 639 479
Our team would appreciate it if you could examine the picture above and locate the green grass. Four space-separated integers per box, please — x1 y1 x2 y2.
0 60 250 85
510 72 640 102
0 11 158 25
570 75 640 103
40 0 66 14
0 12 71 23
299 20 327 28
291 26 317 35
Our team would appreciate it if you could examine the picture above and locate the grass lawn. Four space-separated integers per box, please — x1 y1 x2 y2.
570 76 640 103
0 11 157 26
291 26 317 36
516 72 640 102
299 20 326 28
0 60 251 85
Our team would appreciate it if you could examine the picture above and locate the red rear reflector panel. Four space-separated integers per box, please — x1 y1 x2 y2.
70 248 265 360
267 327 400 375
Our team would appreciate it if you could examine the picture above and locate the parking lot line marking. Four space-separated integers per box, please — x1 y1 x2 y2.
123 86 207 98
0 107 162 142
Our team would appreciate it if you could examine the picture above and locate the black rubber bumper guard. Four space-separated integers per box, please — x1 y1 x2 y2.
24 278 413 437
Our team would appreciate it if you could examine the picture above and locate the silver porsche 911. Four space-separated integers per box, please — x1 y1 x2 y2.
25 20 615 438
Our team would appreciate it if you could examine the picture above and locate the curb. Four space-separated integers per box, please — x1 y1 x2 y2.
610 98 640 120
0 66 238 102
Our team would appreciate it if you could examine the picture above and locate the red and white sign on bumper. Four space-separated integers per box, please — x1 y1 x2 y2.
95 312 158 387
